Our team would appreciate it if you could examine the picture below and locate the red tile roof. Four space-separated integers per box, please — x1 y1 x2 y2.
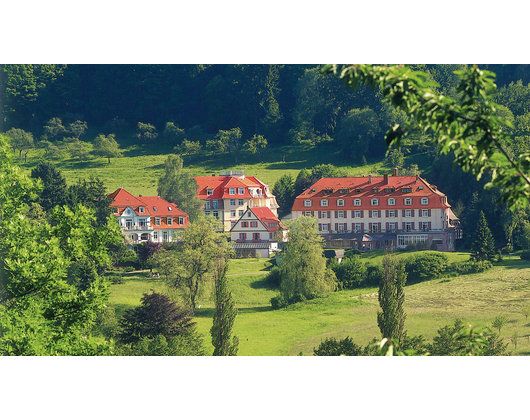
107 188 189 228
292 175 450 212
249 207 286 232
194 175 270 200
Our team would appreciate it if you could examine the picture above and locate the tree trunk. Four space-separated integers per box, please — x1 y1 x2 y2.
108 156 111 164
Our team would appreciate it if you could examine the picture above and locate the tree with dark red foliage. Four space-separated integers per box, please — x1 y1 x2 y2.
137 240 162 270
118 292 195 344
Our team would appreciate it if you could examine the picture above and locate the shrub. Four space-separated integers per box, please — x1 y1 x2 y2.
313 336 363 356
110 276 125 284
520 250 530 260
117 249 139 267
331 256 367 289
366 264 383 287
344 249 361 258
405 252 449 283
265 266 281 288
447 260 493 275
270 295 287 309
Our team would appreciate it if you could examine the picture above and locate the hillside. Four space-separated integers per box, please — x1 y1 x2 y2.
108 254 530 356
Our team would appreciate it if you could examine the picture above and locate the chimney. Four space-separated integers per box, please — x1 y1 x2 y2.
415 174 419 183
368 174 372 184
393 167 398 177
384 174 389 184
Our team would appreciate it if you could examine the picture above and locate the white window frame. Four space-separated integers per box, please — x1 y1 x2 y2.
321 199 329 207
372 210 378 218
388 222 396 232
153 231 158 240
155 217 161 226
337 199 345 207
388 210 396 218
213 211 219 219
304 200 312 207
230 199 236 206
229 188 236 195
239 210 244 217
322 223 329 231
404 198 412 206
238 188 245 195
238 199 244 206
139 207 144 214
371 198 379 206
304 211 312 216
163 231 168 241
388 198 395 206
337 223 345 232
354 199 361 206
178 216 184 225
421 197 429 205
207 189 213 196
354 210 361 218
230 210 236 217
321 211 329 219
405 209 412 218
167 217 173 226
422 209 429 217
355 223 362 233
338 210 345 218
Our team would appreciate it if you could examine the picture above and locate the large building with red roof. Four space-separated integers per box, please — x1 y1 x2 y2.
291 169 461 251
107 188 189 244
194 171 279 231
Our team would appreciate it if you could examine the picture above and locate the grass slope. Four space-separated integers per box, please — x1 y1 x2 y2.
107 254 530 356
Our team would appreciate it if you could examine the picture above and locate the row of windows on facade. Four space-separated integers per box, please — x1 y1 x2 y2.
304 209 432 218
322 187 416 195
304 197 430 207
237 232 275 241
131 231 171 241
318 222 432 232
206 187 261 196
205 210 244 219
123 216 185 226
204 199 245 210
117 206 173 215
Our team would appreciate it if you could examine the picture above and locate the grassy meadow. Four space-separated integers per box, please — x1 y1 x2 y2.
107 253 530 356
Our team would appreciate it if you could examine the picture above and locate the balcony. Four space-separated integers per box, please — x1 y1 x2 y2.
123 224 153 231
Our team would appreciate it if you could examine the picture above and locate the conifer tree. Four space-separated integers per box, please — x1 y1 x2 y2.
470 211 496 261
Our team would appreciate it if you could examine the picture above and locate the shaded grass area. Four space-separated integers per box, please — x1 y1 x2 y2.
360 250 470 266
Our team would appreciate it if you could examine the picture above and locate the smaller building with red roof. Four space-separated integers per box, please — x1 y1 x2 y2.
107 188 189 244
229 207 287 258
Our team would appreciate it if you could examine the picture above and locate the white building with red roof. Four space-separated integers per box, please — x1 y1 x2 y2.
291 169 461 251
107 188 189 244
194 171 279 231
229 207 287 258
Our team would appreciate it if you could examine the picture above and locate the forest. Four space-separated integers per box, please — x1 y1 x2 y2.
3 64 530 251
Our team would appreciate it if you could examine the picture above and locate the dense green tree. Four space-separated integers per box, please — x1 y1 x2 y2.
66 177 112 226
5 127 34 162
137 240 162 270
67 120 88 139
30 161 68 212
118 334 205 356
273 174 296 217
43 117 67 142
118 292 196 344
243 134 268 158
335 107 383 160
279 216 336 303
174 139 202 158
385 149 405 169
92 133 123 163
149 248 179 281
68 140 91 161
470 211 496 261
157 155 203 222
313 337 363 356
214 127 242 161
135 122 158 143
163 122 185 145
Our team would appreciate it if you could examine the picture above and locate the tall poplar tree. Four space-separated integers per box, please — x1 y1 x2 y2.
210 256 239 356
377 251 407 341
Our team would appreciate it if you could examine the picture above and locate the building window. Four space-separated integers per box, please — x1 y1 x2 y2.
230 199 236 206
155 217 161 226
231 210 236 217
204 211 211 216
178 216 184 225
422 209 429 217
212 200 219 209
321 223 328 231
139 207 144 213
420 222 429 231
405 209 412 217
304 200 312 207
337 223 345 232
354 199 361 206
239 210 244 217
372 210 378 218
250 221 258 228
238 199 244 206
163 231 168 241
126 209 131 215
398 235 427 246
354 210 361 218
205 201 211 210
421 198 429 205
321 199 328 207
372 223 380 233
304 211 312 216
405 222 412 232
269 232 274 240
113 207 119 214
238 188 245 195
337 210 345 218
388 222 396 232
404 198 412 205
229 188 236 195
242 222 248 228
239 233 247 240
371 198 379 206
213 211 219 219
153 231 158 240
253 233 260 240
337 199 345 207
355 223 362 233
388 210 396 218
207 189 213 196
388 198 395 206
167 217 173 226
321 211 329 219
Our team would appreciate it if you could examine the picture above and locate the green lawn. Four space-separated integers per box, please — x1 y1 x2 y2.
107 254 530 356
16 138 427 196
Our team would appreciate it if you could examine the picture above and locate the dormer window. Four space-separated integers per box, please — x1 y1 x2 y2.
421 198 429 205
168 206 173 211
385 189 391 193
339 189 349 194
371 198 379 206
139 207 145 213
323 189 333 194
113 207 119 214
354 199 361 206
356 189 362 193
167 217 173 226
126 209 131 215
321 199 329 207
404 198 412 205
229 188 236 195
155 217 161 226
373 188 379 193
207 189 213 196
238 188 245 195
304 200 312 207
388 198 395 206
153 206 158 212
178 216 184 225
337 199 345 207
